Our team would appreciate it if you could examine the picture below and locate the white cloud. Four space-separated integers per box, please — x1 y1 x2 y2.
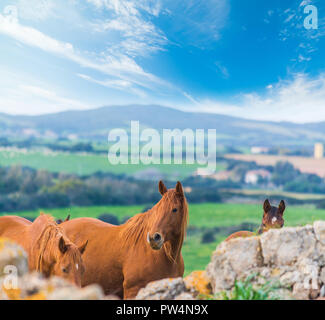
89 0 167 58
19 85 87 109
279 2 325 61
186 73 325 123
215 61 229 79
15 0 56 21
77 73 147 97
0 84 90 115
160 0 230 47
0 11 168 92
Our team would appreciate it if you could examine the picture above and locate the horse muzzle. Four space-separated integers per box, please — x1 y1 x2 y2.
147 232 164 250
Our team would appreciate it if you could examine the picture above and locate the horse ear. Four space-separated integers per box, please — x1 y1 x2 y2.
175 181 184 196
58 236 68 254
64 214 70 222
263 199 271 212
278 200 286 214
79 240 88 255
159 180 167 196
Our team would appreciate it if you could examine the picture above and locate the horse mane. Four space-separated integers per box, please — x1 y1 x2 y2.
33 213 71 274
121 190 188 263
121 211 150 246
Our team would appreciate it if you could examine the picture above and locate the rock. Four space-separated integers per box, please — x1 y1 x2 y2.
47 284 104 300
103 294 120 300
268 288 294 300
320 285 325 297
313 221 325 246
136 278 186 300
292 283 311 300
0 271 104 300
206 236 263 292
0 238 28 277
320 267 325 284
174 292 196 300
260 226 317 266
205 223 325 299
184 271 212 297
279 269 302 287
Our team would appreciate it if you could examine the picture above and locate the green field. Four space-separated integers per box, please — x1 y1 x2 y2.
0 149 225 178
2 203 325 275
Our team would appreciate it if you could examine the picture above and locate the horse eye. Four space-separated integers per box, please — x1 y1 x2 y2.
172 208 178 213
62 267 68 273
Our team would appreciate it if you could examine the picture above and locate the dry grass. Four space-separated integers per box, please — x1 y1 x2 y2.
220 188 325 200
225 154 325 178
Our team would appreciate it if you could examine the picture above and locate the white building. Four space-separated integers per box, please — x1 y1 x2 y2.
245 169 272 185
314 143 324 159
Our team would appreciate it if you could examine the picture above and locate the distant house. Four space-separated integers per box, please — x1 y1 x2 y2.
22 128 40 138
245 169 271 185
314 143 324 159
210 170 233 181
251 146 269 154
195 169 234 180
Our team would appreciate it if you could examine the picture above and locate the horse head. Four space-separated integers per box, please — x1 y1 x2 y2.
147 181 188 252
259 199 285 233
33 214 88 286
52 236 88 286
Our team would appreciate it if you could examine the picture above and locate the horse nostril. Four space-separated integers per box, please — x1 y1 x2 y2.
153 233 162 242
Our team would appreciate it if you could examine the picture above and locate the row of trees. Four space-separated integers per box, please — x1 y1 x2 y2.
0 165 222 212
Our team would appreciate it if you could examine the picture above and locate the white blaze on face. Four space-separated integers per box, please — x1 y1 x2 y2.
271 217 277 225
147 232 150 244
75 264 79 270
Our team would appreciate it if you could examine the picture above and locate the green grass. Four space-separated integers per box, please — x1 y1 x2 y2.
215 274 281 300
2 202 325 275
182 234 224 275
0 149 225 178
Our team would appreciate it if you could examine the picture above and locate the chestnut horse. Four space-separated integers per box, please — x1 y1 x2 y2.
0 213 88 286
61 181 188 299
225 199 285 241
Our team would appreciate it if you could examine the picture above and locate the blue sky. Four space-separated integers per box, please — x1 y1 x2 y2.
0 0 324 122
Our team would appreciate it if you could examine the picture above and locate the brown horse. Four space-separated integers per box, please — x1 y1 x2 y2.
61 181 188 299
0 213 88 286
225 199 285 241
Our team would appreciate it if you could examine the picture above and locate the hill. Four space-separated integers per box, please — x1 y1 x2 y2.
1 105 324 145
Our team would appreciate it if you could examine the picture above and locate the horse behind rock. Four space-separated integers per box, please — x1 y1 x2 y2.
225 199 285 241
62 180 189 299
0 213 88 286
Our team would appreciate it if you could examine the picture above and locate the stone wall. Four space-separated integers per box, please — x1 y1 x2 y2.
3 221 325 300
206 221 325 300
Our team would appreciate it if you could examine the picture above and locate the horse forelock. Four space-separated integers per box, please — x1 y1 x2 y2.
33 214 73 273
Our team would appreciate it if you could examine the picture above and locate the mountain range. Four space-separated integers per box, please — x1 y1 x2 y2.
0 105 324 146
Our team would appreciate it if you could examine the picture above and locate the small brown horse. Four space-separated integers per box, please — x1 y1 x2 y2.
61 181 188 299
225 199 285 241
0 213 88 286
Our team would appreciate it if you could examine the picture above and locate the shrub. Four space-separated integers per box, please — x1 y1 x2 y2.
217 274 280 300
201 230 216 244
97 214 120 225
